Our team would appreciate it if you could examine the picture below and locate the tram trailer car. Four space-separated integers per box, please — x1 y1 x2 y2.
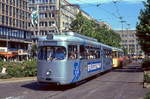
37 32 113 85
112 47 125 68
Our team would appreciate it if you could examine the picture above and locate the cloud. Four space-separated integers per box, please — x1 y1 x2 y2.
68 0 146 4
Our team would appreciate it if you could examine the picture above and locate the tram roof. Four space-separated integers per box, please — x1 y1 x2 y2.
39 32 97 43
38 32 113 49
111 47 123 52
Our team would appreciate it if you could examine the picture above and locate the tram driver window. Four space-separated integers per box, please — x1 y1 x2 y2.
38 46 66 60
47 47 66 60
68 45 78 60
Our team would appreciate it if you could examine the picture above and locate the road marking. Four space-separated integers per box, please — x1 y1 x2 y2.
4 96 24 99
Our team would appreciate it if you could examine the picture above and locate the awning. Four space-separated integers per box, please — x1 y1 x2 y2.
0 51 18 58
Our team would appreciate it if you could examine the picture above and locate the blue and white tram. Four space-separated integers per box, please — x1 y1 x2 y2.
37 32 112 85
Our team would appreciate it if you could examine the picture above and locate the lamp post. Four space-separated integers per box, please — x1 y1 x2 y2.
120 20 126 34
6 30 9 61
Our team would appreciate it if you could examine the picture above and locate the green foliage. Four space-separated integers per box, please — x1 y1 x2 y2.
144 73 150 83
0 59 37 79
136 0 150 54
145 92 150 99
142 58 150 70
22 59 37 77
70 12 121 48
6 63 24 77
0 61 4 72
31 44 38 57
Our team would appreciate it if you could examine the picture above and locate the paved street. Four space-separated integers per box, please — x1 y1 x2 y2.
0 62 149 99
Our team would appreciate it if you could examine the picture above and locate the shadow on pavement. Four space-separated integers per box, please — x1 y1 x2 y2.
113 63 143 72
21 82 77 91
21 70 111 91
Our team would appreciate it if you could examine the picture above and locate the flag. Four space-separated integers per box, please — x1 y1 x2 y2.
31 5 39 26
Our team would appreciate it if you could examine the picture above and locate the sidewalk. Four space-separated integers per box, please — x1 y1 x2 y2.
0 77 36 84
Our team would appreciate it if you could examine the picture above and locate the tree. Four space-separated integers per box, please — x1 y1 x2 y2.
136 0 150 55
31 44 38 58
70 12 121 48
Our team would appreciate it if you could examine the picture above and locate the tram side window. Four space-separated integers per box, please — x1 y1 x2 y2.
85 46 100 59
104 49 112 58
108 50 112 58
68 45 78 60
104 49 107 58
80 45 85 59
94 49 100 59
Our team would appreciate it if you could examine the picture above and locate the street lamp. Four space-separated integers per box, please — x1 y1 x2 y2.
6 30 9 61
120 20 126 34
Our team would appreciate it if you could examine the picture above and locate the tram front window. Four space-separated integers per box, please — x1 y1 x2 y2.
38 46 66 60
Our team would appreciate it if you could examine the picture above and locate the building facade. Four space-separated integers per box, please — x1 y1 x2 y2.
0 0 32 61
59 0 79 32
98 22 112 30
28 0 79 38
115 30 144 57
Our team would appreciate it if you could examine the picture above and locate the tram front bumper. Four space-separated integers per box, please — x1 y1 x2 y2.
37 75 69 85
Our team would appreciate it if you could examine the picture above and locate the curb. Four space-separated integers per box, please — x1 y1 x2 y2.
0 77 37 84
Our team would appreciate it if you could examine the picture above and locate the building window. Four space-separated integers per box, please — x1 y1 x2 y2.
2 3 5 14
49 21 55 26
2 16 5 24
50 6 55 10
9 6 12 16
0 16 1 24
49 0 56 3
9 18 12 26
6 5 8 15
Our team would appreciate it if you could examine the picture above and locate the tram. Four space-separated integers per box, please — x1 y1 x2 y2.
112 47 124 68
37 32 113 85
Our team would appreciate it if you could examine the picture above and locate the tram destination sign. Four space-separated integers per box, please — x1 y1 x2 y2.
38 41 57 46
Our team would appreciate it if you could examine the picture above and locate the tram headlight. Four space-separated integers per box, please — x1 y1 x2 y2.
46 70 51 76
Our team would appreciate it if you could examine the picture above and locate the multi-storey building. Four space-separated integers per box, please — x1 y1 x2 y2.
98 22 112 30
0 0 32 61
80 9 92 20
60 0 79 32
28 0 79 38
115 30 144 57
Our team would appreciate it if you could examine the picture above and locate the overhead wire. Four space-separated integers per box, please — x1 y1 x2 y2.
112 0 131 30
112 0 121 17
73 0 132 30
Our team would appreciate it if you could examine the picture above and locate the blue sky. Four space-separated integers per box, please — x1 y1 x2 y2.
68 0 145 30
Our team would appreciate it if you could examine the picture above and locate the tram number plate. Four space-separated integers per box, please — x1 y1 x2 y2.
88 62 102 72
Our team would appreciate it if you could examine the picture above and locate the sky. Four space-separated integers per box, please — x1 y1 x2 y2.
68 0 146 30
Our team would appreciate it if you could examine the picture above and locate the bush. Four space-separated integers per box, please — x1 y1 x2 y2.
144 74 150 83
22 59 37 77
6 63 25 77
0 61 4 72
144 92 150 99
142 58 150 70
0 59 37 79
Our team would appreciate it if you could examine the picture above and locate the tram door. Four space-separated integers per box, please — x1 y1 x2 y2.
79 45 87 79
